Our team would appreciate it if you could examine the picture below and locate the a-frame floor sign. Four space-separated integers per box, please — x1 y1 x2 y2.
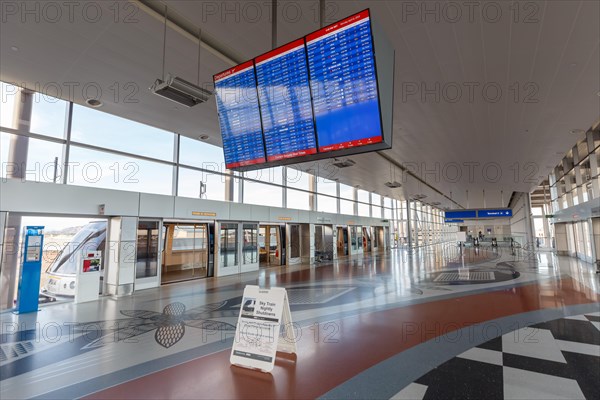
230 285 296 372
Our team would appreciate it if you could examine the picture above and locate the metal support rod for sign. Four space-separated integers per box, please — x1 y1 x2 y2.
320 0 326 28
197 28 202 86
162 5 168 81
272 0 278 49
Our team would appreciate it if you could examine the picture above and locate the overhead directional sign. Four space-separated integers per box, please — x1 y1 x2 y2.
477 209 512 218
444 210 477 219
444 208 512 223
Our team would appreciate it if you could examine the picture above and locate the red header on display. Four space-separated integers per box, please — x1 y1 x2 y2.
267 147 317 162
214 60 255 82
226 157 267 169
255 39 306 64
306 9 370 43
319 135 382 153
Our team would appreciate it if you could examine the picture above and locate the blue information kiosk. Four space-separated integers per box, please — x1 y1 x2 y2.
15 226 44 314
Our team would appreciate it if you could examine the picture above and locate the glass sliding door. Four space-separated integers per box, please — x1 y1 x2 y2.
220 223 239 268
161 223 208 284
135 220 160 290
242 224 258 265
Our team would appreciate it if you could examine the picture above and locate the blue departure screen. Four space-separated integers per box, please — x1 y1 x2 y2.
306 9 383 152
214 61 266 169
255 39 317 162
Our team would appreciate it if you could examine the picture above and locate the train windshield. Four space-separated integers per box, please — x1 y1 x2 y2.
47 221 107 275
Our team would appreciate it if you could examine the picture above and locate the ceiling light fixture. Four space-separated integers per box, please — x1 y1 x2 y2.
86 99 103 108
198 134 209 141
10 46 19 52
570 129 585 135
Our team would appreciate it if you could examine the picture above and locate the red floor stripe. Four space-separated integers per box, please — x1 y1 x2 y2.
88 278 598 399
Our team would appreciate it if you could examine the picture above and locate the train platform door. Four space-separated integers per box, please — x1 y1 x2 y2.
349 226 364 256
287 223 310 265
372 226 383 252
135 219 161 290
161 222 209 285
315 225 334 262
259 224 285 267
362 227 372 253
214 222 259 277
337 226 348 256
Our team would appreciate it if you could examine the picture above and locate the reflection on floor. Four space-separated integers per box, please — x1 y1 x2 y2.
0 246 598 399
161 266 207 284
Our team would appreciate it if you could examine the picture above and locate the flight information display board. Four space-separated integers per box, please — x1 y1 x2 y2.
255 39 317 162
214 61 266 169
306 9 383 152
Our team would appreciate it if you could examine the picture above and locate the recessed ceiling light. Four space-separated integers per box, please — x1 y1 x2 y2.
569 63 577 67
597 91 600 97
86 99 103 108
198 135 209 141
10 46 19 52
570 129 585 134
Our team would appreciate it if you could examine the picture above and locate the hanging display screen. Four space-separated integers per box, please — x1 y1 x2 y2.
214 61 266 169
255 38 317 162
213 8 393 171
306 9 383 152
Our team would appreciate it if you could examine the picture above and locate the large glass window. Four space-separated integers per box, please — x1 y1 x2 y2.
340 199 354 215
68 146 173 194
245 166 283 185
0 131 63 182
244 181 282 207
317 194 337 213
178 167 226 201
71 104 175 161
30 97 68 138
287 169 311 190
287 189 310 211
179 136 225 170
317 177 337 196
339 183 354 200
358 202 370 217
371 193 381 206
357 189 369 204
372 205 382 218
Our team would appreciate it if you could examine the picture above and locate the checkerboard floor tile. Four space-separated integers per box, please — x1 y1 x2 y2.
395 314 600 400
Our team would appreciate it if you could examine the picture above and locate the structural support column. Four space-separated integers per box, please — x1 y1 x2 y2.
0 88 33 310
224 170 235 202
406 200 413 250
309 173 317 211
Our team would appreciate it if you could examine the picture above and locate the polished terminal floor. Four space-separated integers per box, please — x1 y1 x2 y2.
1 245 599 399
